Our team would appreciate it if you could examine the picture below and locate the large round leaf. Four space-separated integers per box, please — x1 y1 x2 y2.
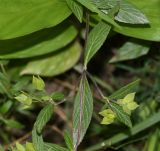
0 22 77 59
115 0 160 41
0 0 71 39
21 42 81 77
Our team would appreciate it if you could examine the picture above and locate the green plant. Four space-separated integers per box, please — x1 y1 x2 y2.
0 0 160 151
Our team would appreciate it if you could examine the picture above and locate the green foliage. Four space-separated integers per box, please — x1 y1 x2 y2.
3 119 24 129
115 0 160 41
0 100 12 114
93 0 149 24
34 105 53 134
15 93 32 106
66 0 83 22
99 109 116 125
0 0 71 39
109 39 151 63
0 23 77 59
51 92 65 102
109 79 140 100
117 93 139 115
32 76 45 91
73 73 93 150
109 101 132 127
26 142 36 151
0 0 159 151
64 130 73 151
21 42 81 77
84 21 111 68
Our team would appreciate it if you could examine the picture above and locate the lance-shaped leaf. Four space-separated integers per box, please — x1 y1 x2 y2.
0 0 71 39
73 73 93 150
34 105 53 134
66 0 83 22
109 102 132 128
84 21 111 68
32 105 53 151
109 79 140 100
64 130 73 151
32 128 44 151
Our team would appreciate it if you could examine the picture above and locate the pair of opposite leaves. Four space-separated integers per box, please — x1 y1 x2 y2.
99 93 139 125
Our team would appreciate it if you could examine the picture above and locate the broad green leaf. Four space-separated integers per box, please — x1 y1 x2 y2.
109 39 150 63
115 0 160 41
93 0 149 24
3 119 24 129
16 142 25 151
109 79 140 100
32 128 44 151
44 143 69 151
76 0 120 28
32 76 45 91
0 0 71 39
35 105 53 134
15 93 32 106
21 42 81 77
109 102 132 127
84 21 111 68
66 0 83 22
0 23 77 59
64 130 73 151
73 74 93 150
26 142 35 151
0 100 12 114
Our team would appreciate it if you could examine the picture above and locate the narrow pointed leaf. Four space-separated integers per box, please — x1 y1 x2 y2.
109 102 132 127
66 0 83 22
64 130 73 151
73 74 93 149
109 79 140 100
32 128 44 151
84 21 111 68
35 105 53 134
